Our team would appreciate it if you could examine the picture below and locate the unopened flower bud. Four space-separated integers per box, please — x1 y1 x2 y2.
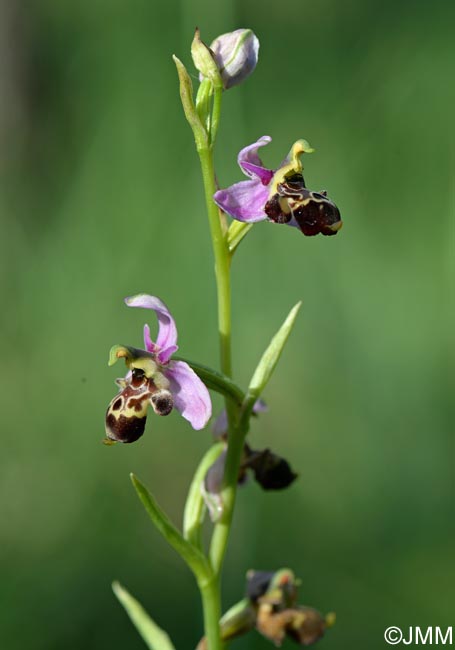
204 28 259 90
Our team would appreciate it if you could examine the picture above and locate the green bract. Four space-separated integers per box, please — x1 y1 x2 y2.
248 301 302 403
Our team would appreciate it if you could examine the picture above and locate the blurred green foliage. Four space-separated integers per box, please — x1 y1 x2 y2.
0 0 453 649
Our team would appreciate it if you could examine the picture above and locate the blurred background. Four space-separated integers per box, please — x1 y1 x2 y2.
0 0 453 648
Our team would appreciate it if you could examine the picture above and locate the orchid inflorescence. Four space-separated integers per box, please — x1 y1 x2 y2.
106 26 342 650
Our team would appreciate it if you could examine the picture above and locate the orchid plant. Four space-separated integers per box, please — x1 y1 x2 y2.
106 27 342 650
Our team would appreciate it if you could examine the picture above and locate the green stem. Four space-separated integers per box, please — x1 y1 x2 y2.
195 83 252 650
210 86 223 145
199 574 223 650
196 127 233 650
197 145 232 380
209 401 253 572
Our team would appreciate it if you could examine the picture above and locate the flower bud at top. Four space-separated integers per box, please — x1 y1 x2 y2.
204 28 259 90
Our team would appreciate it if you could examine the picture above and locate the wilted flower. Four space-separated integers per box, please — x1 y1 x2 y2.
199 28 259 90
105 294 211 443
257 603 329 647
246 446 298 491
251 569 333 647
197 568 333 649
214 136 343 236
203 404 297 520
248 569 299 608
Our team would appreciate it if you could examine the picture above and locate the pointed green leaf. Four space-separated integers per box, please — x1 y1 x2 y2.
130 473 211 582
112 581 175 650
172 55 208 149
248 302 302 402
191 28 223 90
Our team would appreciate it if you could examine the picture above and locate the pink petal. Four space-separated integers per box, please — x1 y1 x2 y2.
241 162 274 185
143 324 157 353
157 345 178 365
238 135 272 169
125 294 178 363
214 179 269 222
165 360 212 430
238 135 273 183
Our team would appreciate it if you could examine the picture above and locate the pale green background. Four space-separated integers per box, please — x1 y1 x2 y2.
0 0 453 648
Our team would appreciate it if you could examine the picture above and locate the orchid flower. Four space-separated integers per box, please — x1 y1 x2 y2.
214 136 343 236
105 294 212 443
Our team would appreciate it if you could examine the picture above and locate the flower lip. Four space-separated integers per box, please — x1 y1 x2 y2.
105 372 157 444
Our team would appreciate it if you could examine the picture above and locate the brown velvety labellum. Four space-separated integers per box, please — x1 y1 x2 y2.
293 195 342 237
105 370 156 443
266 170 342 236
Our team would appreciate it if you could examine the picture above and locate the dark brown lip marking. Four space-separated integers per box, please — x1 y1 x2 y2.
105 412 146 443
112 397 123 411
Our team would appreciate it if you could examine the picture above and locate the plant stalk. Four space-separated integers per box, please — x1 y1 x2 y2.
199 575 223 650
196 87 251 650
